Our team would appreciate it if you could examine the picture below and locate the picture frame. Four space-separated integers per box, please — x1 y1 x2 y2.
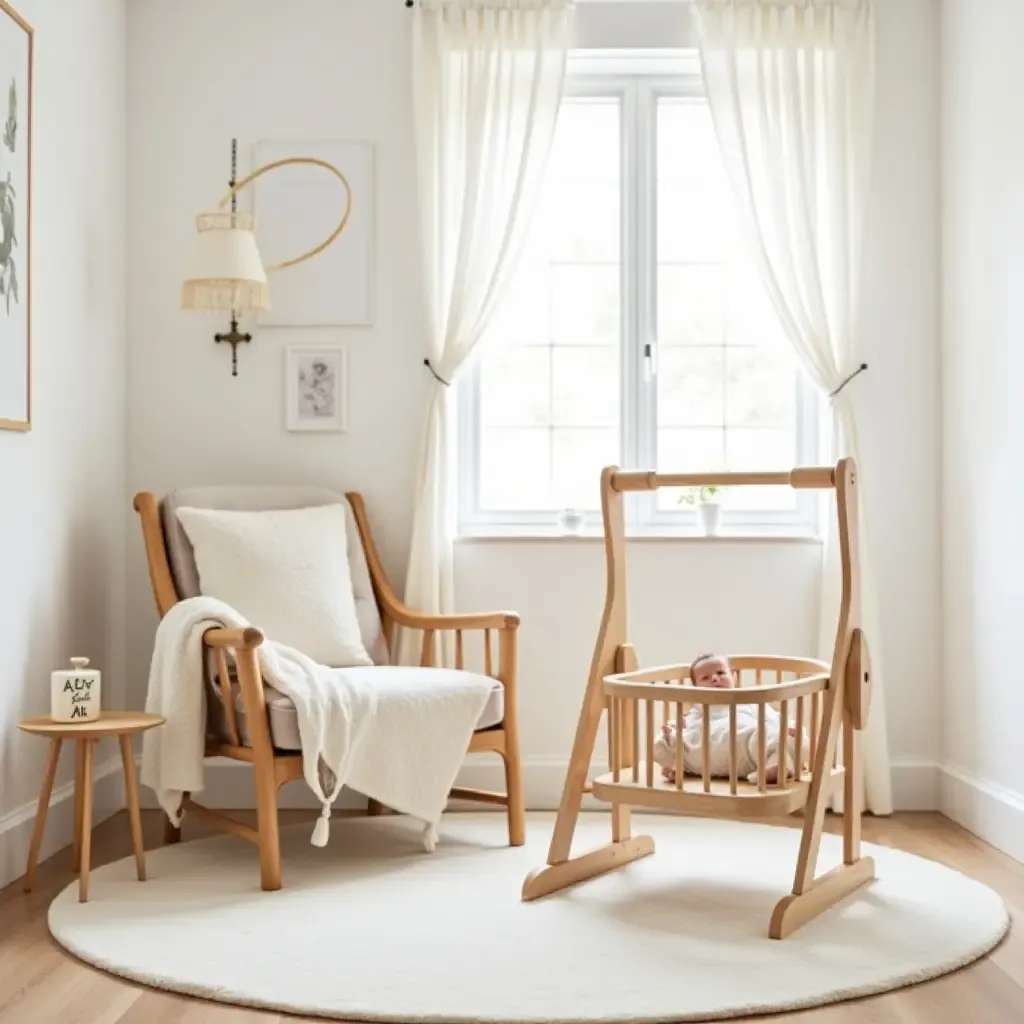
0 1 31 432
252 140 374 327
285 344 348 433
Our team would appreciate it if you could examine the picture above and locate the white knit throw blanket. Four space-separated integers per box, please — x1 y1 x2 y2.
140 597 492 849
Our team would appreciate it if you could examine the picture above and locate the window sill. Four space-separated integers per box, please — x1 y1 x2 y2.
456 530 821 544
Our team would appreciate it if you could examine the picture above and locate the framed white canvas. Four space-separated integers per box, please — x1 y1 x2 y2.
253 140 374 327
0 2 31 432
285 344 348 432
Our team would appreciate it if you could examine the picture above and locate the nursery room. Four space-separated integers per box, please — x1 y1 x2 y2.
0 0 1020 1021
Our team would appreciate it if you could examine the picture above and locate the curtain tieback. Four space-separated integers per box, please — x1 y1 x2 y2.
423 358 451 388
828 363 868 398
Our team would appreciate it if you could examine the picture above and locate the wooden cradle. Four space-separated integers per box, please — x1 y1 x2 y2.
522 459 874 939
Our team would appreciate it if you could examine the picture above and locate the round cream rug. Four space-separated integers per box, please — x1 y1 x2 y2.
49 813 1008 1023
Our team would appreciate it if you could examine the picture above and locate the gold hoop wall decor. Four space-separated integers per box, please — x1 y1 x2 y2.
181 140 354 377
216 155 353 273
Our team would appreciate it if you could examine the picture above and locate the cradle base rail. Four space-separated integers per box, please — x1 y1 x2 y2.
522 834 656 902
770 856 876 939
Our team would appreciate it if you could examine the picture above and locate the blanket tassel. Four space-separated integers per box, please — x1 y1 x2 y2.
311 805 331 848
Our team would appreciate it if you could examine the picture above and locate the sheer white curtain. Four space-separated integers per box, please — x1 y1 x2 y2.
400 0 574 664
693 0 892 813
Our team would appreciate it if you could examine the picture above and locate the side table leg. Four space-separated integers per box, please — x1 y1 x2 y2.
119 734 146 881
79 739 95 903
72 740 85 871
23 738 63 893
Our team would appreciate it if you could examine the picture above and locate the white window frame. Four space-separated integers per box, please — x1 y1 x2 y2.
458 50 820 538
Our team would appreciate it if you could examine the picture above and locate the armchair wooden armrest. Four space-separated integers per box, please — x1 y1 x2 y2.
200 626 268 753
203 626 266 651
386 606 520 632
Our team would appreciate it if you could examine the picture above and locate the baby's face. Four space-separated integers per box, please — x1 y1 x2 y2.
692 656 733 689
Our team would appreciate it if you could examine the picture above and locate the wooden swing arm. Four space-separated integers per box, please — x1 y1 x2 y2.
611 467 837 492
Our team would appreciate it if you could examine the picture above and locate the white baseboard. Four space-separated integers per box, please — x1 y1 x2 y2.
140 756 941 814
940 765 1024 864
890 760 941 811
0 758 125 891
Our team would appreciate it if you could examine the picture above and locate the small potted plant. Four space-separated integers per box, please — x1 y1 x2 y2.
677 485 724 536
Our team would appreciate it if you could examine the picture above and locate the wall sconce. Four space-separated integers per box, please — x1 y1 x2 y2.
181 138 352 377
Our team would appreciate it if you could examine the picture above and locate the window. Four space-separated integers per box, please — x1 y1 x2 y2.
459 53 819 536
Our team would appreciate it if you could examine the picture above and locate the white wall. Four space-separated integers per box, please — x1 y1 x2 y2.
125 0 941 810
0 0 127 887
941 0 1024 861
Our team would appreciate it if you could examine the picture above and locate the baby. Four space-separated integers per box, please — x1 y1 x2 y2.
652 653 801 785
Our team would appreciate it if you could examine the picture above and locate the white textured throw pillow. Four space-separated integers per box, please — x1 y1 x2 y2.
175 504 372 668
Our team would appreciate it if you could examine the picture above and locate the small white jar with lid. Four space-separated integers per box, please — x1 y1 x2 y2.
51 657 102 723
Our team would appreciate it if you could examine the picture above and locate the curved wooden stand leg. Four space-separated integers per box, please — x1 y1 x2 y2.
770 856 875 939
770 682 875 938
523 833 655 901
366 798 385 816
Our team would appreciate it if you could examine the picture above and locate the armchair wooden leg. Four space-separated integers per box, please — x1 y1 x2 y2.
253 765 282 892
501 736 525 848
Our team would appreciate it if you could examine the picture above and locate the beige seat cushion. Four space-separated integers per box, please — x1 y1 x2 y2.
216 667 505 751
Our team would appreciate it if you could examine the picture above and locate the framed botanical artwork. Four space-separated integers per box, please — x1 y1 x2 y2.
252 140 374 327
285 344 348 432
0 1 31 432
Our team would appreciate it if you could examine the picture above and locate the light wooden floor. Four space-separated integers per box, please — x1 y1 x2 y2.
0 810 1020 1023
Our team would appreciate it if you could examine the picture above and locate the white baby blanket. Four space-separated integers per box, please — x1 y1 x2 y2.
140 596 492 848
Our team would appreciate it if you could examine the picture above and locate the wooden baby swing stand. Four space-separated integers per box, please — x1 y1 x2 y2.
522 459 875 939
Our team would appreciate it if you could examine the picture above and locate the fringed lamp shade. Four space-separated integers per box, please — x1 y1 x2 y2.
181 212 270 313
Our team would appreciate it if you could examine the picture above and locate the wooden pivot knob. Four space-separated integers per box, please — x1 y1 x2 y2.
844 628 872 730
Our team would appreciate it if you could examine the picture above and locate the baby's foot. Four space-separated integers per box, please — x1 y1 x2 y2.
661 766 677 784
765 764 781 784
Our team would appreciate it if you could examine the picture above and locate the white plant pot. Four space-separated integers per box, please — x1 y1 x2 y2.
51 656 101 723
559 508 585 535
699 501 722 536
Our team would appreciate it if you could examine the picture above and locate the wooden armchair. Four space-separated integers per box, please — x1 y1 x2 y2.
133 486 523 891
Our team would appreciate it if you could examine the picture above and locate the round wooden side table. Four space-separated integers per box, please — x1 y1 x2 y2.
19 711 165 902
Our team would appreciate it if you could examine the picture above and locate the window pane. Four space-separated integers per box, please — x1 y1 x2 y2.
658 265 725 346
657 98 722 187
657 348 724 427
725 348 795 428
551 265 619 346
549 101 621 182
553 429 618 510
480 348 551 428
471 95 622 519
655 95 805 516
552 347 618 427
486 262 551 347
538 180 620 263
479 428 551 511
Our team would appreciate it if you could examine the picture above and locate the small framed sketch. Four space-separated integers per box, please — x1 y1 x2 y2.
285 344 348 432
